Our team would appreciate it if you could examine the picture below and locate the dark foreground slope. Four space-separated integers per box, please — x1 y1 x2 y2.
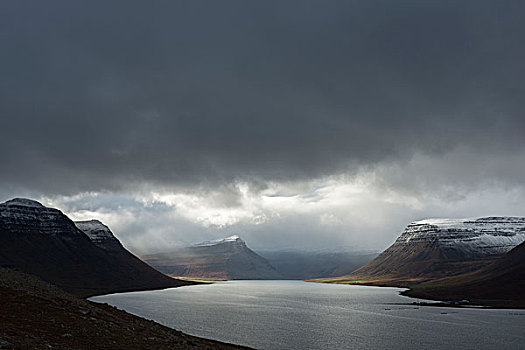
143 236 282 280
0 267 248 350
0 198 192 297
403 241 525 307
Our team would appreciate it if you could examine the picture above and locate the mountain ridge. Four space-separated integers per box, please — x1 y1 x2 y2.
0 198 192 297
333 216 525 284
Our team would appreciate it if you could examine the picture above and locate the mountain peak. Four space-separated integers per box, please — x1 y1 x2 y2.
75 220 122 251
75 219 109 230
194 235 244 247
225 235 241 241
3 198 45 208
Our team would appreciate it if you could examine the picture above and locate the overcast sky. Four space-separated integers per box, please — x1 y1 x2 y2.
1 1 524 254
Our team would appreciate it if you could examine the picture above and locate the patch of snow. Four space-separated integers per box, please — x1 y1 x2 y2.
414 217 525 233
2 198 45 208
75 220 115 241
397 217 525 256
224 235 240 241
0 198 63 223
194 235 243 247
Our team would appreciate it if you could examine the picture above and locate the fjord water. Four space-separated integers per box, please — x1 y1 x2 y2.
91 281 525 350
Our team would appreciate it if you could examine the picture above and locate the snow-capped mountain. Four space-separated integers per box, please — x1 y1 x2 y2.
397 217 525 258
75 219 123 252
0 198 87 237
143 235 282 280
331 216 525 284
0 198 190 296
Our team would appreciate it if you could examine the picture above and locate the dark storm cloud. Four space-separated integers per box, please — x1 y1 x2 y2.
1 0 524 195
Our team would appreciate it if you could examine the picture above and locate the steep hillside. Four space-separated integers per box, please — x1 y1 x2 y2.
321 217 525 285
404 241 525 307
143 236 282 280
0 198 192 297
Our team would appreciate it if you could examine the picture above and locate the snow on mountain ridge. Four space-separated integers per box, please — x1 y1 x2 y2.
398 217 525 257
75 219 113 236
414 217 525 232
74 220 120 249
194 235 244 247
0 198 79 235
3 198 45 208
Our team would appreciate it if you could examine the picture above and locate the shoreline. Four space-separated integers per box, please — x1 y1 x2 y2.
0 268 250 349
82 278 203 298
309 279 525 309
399 287 525 309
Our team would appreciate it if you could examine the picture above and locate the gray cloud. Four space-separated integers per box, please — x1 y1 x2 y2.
1 1 524 195
1 1 525 252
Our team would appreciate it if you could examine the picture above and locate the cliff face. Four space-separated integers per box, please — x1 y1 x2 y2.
0 198 192 297
0 198 86 238
331 217 525 284
396 217 525 259
143 236 282 280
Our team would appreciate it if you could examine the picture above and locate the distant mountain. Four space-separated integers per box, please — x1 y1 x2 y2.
323 217 525 285
259 250 377 280
0 198 191 296
143 235 282 280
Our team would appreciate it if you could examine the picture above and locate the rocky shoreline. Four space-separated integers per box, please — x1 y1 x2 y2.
0 268 250 350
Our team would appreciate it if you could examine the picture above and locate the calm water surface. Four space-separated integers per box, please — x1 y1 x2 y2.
91 281 525 349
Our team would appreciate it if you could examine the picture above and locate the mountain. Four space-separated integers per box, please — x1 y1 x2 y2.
322 217 525 285
259 250 377 280
142 235 282 280
0 198 192 297
404 241 525 307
